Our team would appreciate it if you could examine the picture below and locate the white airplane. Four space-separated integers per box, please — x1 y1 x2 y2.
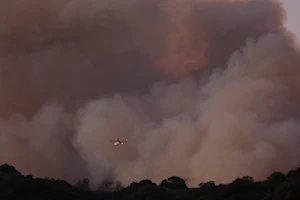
111 138 128 146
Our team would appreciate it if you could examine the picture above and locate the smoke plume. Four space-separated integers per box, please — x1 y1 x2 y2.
0 0 300 187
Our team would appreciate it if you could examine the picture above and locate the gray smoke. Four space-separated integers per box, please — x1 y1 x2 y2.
1 0 299 187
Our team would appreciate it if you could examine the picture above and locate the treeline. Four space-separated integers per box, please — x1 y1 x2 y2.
1 163 300 200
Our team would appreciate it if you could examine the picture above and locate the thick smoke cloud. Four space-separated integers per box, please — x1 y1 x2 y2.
0 0 299 187
0 0 284 116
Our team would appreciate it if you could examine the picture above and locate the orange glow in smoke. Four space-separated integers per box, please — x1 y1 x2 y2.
155 0 209 79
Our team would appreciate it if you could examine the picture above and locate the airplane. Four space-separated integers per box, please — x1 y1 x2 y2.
110 138 128 146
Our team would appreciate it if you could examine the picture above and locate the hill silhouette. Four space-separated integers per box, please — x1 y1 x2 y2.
1 164 300 199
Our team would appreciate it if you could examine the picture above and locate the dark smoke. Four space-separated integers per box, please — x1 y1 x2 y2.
1 0 299 187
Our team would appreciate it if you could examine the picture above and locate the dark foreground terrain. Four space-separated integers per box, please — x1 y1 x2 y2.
1 164 300 200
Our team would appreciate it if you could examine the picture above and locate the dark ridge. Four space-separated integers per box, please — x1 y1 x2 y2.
1 163 300 200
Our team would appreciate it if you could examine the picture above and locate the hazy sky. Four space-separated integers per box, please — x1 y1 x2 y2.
281 0 300 40
1 0 300 188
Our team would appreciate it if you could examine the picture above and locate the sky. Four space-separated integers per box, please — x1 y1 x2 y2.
281 0 300 40
2 0 300 189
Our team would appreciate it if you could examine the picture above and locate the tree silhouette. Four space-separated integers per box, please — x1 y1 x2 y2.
199 181 215 188
232 176 254 184
139 179 157 187
2 163 300 199
97 179 123 192
267 172 286 185
97 179 114 192
75 178 90 191
287 168 300 182
159 176 187 189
